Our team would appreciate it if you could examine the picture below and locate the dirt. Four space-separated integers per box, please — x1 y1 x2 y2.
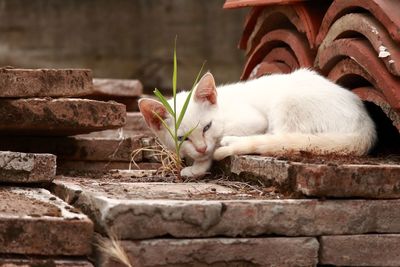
0 189 62 217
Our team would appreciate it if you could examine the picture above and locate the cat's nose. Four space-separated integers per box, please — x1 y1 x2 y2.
195 146 207 154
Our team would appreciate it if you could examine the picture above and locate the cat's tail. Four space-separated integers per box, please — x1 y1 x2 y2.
213 131 376 160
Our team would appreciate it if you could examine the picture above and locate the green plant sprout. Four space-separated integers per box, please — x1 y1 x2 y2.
152 38 205 175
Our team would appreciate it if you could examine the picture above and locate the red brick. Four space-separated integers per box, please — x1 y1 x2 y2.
242 29 313 79
0 68 93 98
249 61 290 79
97 237 318 267
320 235 400 266
0 258 93 267
87 78 143 111
0 187 93 256
315 38 400 109
316 0 400 45
0 98 126 135
0 151 56 184
320 13 400 77
53 178 400 239
0 135 144 162
264 47 300 70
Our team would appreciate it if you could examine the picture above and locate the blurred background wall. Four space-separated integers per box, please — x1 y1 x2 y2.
0 0 247 92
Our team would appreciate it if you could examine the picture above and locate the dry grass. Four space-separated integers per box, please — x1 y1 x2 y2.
130 139 184 179
97 231 133 267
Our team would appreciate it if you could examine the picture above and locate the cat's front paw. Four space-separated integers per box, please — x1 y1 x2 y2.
180 166 207 178
213 146 234 161
220 136 242 146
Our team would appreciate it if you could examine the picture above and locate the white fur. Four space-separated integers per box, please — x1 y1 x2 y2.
147 69 376 177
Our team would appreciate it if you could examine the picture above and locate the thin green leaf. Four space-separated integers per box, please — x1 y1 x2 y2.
178 123 199 151
173 36 178 99
176 61 206 128
153 88 174 116
152 111 174 139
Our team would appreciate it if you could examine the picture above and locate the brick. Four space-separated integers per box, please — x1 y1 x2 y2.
316 0 400 45
53 178 400 239
295 162 400 198
242 29 313 80
88 79 143 111
57 161 160 173
0 98 126 135
97 237 318 267
230 155 291 187
92 78 143 97
0 151 56 183
229 155 400 199
320 235 400 266
0 68 93 98
0 187 93 255
0 135 144 162
0 258 93 267
315 38 400 109
74 112 153 138
320 13 400 76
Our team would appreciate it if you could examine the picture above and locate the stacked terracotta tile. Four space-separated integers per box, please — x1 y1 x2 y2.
224 0 400 133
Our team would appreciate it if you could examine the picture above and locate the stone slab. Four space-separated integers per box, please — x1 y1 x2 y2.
0 68 93 98
0 187 93 255
57 161 161 173
92 78 143 97
0 258 93 267
0 98 126 135
0 151 56 183
73 112 152 138
320 235 400 266
0 135 144 162
53 178 400 239
97 237 318 267
229 155 400 198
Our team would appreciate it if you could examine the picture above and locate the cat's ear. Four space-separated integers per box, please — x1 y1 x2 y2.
194 72 217 105
138 98 168 131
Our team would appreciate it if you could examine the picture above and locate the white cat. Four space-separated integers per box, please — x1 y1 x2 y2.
139 69 376 177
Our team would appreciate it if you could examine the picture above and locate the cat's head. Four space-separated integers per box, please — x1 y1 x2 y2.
139 72 222 161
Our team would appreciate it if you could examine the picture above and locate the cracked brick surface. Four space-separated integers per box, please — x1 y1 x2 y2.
97 237 318 267
0 187 93 255
0 151 56 183
53 177 400 239
0 98 126 135
0 68 93 98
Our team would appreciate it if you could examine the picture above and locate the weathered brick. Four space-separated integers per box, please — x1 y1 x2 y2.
0 68 93 97
0 151 56 183
0 135 144 162
0 98 126 135
0 258 93 267
97 237 319 267
295 162 400 198
230 155 291 186
0 187 93 255
229 155 400 199
88 79 143 111
320 235 400 266
57 161 160 173
53 178 400 239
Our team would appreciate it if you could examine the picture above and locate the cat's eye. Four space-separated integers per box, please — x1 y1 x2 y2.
177 136 189 142
203 121 212 133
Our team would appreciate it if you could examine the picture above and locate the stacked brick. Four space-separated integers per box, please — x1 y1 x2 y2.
224 0 400 133
0 68 151 265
